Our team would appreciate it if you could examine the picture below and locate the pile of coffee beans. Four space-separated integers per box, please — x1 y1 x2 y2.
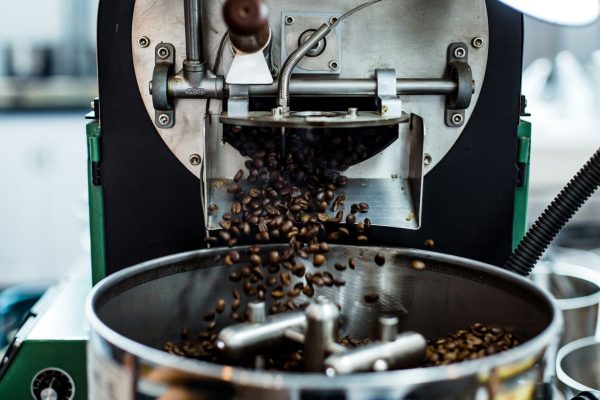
423 323 520 366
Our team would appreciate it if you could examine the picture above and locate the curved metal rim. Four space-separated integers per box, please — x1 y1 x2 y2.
86 245 562 390
219 111 409 128
533 262 600 310
556 336 600 393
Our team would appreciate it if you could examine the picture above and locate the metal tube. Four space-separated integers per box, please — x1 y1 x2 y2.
304 297 339 372
216 312 306 359
183 0 203 63
278 23 332 108
324 332 427 375
378 316 399 342
247 79 456 97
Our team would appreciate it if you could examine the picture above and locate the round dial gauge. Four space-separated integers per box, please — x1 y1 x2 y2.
31 368 75 400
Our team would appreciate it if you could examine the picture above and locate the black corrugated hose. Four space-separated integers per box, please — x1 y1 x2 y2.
505 148 600 277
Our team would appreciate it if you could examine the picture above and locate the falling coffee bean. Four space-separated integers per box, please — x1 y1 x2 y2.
374 253 386 266
410 259 426 271
363 292 379 303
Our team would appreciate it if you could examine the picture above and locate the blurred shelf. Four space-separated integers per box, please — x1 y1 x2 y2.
0 76 98 110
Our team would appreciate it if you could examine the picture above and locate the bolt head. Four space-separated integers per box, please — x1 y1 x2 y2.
157 47 170 59
158 114 171 125
329 60 339 70
138 36 150 48
472 37 484 49
424 154 432 166
285 16 295 25
451 113 464 125
189 154 202 166
453 47 466 59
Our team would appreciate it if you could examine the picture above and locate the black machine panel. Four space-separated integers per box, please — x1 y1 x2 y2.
97 0 523 275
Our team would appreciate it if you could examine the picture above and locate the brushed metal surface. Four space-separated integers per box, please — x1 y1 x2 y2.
131 0 489 177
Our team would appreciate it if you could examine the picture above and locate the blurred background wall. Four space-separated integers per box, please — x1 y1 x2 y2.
0 4 598 285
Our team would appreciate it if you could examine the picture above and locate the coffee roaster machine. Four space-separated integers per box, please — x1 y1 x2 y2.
2 0 600 399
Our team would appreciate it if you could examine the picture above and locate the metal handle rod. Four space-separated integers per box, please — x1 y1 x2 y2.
249 78 456 97
184 0 203 63
278 23 332 109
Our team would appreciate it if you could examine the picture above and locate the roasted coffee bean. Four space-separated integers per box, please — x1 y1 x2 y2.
218 230 231 242
207 321 217 331
356 222 365 233
232 289 241 300
208 204 219 214
280 271 292 286
287 288 301 298
334 278 346 286
293 264 306 277
303 284 315 297
338 227 350 237
322 274 333 287
215 299 226 314
346 214 356 224
313 277 325 287
228 251 241 263
241 266 252 278
231 201 242 214
249 254 262 266
257 289 266 301
358 202 370 213
227 183 241 193
424 239 435 248
364 218 372 228
228 272 241 282
410 259 426 271
248 245 260 254
363 292 379 303
266 276 277 286
231 298 241 311
348 256 356 270
233 169 244 182
271 288 285 299
268 250 280 264
313 253 326 267
357 235 368 243
204 236 218 244
375 253 385 267
334 263 346 271
203 311 215 321
350 204 359 213
249 187 261 198
227 238 238 247
319 242 329 253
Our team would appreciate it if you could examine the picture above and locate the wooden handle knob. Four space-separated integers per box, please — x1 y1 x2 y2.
223 0 269 36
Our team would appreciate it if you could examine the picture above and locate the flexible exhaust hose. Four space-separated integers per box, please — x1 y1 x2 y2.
505 148 600 277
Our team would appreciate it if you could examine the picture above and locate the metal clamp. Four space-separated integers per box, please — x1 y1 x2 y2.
152 43 175 129
376 69 403 117
445 42 474 128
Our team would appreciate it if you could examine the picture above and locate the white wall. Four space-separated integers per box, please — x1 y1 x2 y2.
0 112 89 284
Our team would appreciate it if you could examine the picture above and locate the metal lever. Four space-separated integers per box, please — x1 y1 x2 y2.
216 310 306 359
324 316 425 375
304 297 339 372
324 331 426 376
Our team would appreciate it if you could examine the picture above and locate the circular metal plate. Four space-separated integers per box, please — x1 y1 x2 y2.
132 0 489 177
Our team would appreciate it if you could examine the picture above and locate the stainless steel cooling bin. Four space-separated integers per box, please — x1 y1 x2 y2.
86 245 561 399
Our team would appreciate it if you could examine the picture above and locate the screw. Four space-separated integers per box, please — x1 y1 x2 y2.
158 114 171 126
451 113 464 125
329 60 339 70
424 154 432 166
329 16 338 25
453 47 466 59
472 37 484 49
157 46 170 59
189 154 202 166
138 36 150 48
285 16 295 25
271 65 279 77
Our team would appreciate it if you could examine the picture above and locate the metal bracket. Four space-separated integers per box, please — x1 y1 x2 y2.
445 42 473 128
152 43 175 128
376 69 402 117
227 85 250 118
